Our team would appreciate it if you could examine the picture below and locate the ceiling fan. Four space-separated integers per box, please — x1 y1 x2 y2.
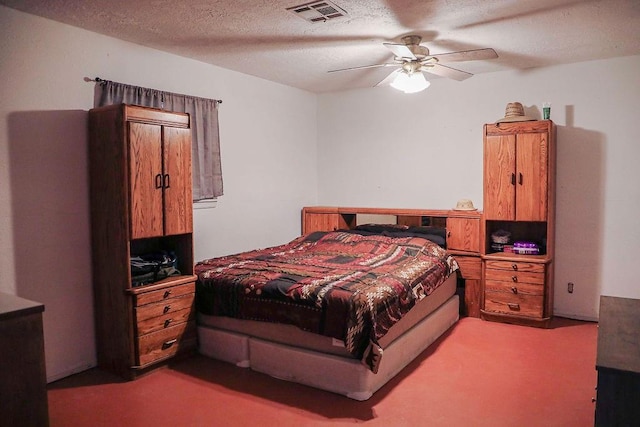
328 35 498 93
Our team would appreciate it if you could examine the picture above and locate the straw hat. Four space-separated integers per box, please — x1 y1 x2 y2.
453 199 477 211
496 102 534 123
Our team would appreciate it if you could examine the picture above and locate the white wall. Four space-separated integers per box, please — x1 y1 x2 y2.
318 54 640 320
0 6 317 381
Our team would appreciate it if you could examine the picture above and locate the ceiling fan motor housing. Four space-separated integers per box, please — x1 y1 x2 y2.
401 35 430 59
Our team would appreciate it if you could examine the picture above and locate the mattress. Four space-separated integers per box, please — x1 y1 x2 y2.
198 272 457 357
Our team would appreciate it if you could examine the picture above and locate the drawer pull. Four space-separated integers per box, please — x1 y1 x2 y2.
163 305 171 314
164 319 172 328
511 276 518 282
162 339 177 349
163 290 172 298
511 287 518 294
507 303 520 311
511 264 518 271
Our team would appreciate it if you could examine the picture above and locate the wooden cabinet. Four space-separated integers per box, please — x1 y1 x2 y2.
303 210 355 234
481 121 556 327
129 121 192 238
446 214 482 317
0 293 48 426
131 279 196 367
446 216 481 253
595 296 640 425
483 121 550 221
89 104 197 379
484 260 545 318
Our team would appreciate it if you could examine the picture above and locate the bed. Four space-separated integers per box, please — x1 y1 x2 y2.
194 223 460 400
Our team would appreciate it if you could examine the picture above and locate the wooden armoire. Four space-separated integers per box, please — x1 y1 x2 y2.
88 104 197 379
480 120 556 327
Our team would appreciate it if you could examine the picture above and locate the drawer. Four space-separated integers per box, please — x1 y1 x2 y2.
485 260 545 273
136 306 194 336
134 281 195 307
136 321 197 366
135 293 194 323
485 268 545 285
484 280 544 318
455 256 481 280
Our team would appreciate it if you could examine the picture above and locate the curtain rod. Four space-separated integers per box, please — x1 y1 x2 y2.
89 77 222 104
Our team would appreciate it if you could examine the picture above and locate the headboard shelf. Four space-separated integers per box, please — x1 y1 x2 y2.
302 206 480 232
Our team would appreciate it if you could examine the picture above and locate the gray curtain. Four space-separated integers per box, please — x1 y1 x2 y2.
95 80 223 200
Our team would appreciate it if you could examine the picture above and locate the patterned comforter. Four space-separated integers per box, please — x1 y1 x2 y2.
195 230 458 372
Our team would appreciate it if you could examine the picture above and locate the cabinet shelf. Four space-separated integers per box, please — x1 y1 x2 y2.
484 220 549 256
130 234 194 279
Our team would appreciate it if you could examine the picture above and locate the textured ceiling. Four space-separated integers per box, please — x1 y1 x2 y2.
2 0 640 93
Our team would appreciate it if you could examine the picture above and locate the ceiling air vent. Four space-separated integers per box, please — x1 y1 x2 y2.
287 1 348 23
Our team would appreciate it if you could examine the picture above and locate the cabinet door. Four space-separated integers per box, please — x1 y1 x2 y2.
129 122 163 239
304 213 341 234
446 217 480 252
484 134 516 220
515 132 548 221
163 127 193 236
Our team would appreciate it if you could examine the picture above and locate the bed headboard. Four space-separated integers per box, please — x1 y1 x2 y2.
301 207 480 245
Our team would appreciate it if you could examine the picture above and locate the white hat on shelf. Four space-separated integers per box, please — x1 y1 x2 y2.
496 102 535 123
453 199 477 211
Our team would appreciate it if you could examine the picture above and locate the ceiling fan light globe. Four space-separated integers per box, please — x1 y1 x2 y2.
390 71 430 93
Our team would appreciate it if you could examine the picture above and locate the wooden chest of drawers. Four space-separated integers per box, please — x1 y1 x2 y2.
483 260 546 320
595 296 640 425
0 293 49 426
132 280 197 368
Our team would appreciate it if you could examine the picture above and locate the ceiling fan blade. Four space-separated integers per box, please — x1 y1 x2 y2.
328 63 397 73
433 48 498 63
375 69 401 87
421 63 473 81
383 42 417 60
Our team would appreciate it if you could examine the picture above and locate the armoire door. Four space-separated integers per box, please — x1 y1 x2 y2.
483 134 516 220
163 127 193 236
129 122 163 239
515 132 548 221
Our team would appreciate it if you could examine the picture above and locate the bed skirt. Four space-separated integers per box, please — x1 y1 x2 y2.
197 293 459 400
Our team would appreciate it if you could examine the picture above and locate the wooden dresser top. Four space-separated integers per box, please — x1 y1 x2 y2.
0 292 44 321
597 295 640 373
